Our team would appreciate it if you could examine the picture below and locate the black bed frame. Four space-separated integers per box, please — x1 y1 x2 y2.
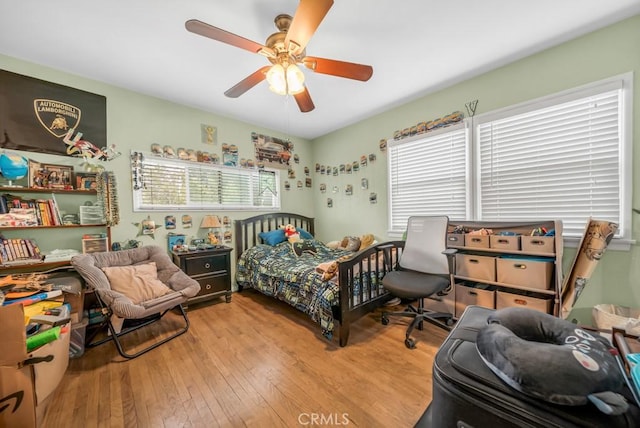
234 212 404 346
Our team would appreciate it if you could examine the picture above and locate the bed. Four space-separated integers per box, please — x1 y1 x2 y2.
234 212 404 346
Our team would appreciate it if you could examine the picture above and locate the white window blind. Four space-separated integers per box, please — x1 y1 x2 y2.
476 85 624 237
388 123 468 233
133 153 280 211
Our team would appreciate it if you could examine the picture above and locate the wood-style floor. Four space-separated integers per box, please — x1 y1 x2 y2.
41 291 449 428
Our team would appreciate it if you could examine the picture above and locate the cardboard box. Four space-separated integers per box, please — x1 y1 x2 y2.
0 304 70 428
489 235 521 251
455 283 495 318
496 290 552 314
464 234 490 248
496 256 554 290
455 253 496 282
521 235 555 254
423 284 455 316
446 234 464 247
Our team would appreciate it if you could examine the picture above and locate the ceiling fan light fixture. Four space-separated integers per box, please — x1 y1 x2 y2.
267 63 305 95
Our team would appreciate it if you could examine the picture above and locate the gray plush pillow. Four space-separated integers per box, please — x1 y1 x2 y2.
476 307 628 415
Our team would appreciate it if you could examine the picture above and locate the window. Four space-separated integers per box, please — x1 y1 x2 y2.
132 153 280 211
387 123 468 232
475 74 632 239
388 73 632 244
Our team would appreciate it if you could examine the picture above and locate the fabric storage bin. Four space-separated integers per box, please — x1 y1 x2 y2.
496 290 552 314
496 256 554 290
455 283 495 318
521 236 555 254
423 285 455 316
489 235 520 251
455 253 496 282
464 234 490 248
446 234 464 247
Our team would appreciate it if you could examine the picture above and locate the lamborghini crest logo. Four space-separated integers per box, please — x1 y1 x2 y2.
33 99 82 138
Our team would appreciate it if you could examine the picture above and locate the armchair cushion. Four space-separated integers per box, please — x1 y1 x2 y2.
101 262 172 305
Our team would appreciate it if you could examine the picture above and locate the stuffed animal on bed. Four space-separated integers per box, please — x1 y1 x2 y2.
282 224 301 243
316 254 353 281
326 234 376 252
292 240 317 257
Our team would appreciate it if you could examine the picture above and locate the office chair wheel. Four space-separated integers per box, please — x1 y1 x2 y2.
446 318 454 326
381 315 389 325
405 337 416 349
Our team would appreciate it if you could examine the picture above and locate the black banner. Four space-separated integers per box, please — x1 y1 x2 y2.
0 69 107 156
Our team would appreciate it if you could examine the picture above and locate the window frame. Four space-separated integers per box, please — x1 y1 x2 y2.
386 73 633 249
132 152 281 212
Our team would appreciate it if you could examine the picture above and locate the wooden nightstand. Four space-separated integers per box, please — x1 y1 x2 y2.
172 246 233 306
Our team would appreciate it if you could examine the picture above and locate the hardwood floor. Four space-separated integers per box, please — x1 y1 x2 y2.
41 291 449 428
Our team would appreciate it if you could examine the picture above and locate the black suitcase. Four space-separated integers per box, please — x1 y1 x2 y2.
417 305 640 428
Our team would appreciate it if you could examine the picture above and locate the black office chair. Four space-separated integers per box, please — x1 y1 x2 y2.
381 216 455 349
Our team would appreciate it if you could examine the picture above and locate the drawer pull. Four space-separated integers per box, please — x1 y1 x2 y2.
513 263 527 269
448 237 459 242
204 263 211 269
530 240 544 245
471 238 482 243
468 291 478 296
205 284 212 290
514 298 527 306
497 239 509 244
469 259 480 264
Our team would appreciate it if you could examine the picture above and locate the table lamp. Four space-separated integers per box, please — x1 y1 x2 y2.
200 215 222 245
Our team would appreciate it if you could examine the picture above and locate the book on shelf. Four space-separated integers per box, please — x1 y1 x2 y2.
0 192 63 227
0 208 39 227
0 237 44 266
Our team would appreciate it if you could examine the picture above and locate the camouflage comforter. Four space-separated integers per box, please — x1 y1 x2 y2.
235 240 353 339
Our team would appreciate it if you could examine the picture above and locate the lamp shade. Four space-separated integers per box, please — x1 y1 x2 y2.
267 63 305 95
200 215 222 229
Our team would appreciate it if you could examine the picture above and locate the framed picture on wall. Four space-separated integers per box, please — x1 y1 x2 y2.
75 172 97 190
29 162 73 189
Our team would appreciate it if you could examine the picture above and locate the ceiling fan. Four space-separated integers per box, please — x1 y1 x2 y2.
185 0 373 113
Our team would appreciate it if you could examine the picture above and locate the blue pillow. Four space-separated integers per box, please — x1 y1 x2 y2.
297 228 314 240
259 229 286 246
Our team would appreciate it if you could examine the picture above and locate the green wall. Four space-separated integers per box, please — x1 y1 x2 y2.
2 14 639 323
311 14 640 324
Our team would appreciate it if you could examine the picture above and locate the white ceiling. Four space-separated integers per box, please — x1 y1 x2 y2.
2 1 640 140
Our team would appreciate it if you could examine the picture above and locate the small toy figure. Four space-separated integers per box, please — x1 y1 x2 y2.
283 224 300 243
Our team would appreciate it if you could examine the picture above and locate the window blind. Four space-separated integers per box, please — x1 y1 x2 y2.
476 89 622 237
133 154 280 211
388 124 467 232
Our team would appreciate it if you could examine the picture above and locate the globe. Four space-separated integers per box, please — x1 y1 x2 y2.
0 152 29 185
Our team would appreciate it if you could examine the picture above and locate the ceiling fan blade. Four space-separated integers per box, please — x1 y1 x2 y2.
285 0 334 55
302 56 373 81
224 66 271 98
186 19 272 56
294 87 315 113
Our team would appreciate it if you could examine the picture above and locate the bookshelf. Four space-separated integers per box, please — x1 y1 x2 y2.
0 187 110 272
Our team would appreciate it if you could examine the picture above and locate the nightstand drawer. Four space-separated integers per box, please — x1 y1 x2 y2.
172 246 233 306
194 274 228 297
183 254 228 276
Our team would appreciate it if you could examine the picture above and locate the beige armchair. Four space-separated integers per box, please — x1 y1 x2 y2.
71 245 200 359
